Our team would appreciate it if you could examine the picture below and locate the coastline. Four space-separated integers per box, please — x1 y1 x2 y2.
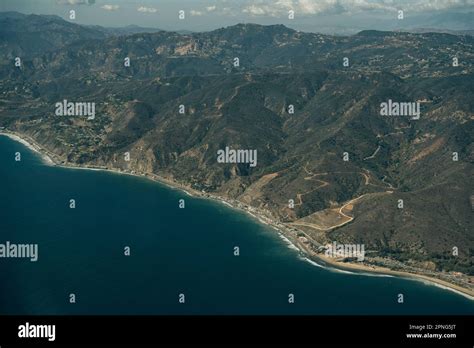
301 245 474 301
0 132 55 165
1 130 473 300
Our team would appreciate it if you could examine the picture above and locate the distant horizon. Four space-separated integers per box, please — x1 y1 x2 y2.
2 9 474 37
0 0 473 35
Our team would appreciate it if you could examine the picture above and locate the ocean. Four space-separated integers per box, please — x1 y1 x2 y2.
0 134 473 315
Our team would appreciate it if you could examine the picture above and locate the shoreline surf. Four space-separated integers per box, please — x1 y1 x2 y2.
1 130 473 301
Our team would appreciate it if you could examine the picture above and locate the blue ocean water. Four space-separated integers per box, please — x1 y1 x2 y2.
0 135 473 315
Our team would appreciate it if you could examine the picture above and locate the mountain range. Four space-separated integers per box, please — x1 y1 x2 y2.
0 12 472 284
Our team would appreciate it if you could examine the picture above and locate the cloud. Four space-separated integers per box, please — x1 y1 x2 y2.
56 0 95 5
242 1 281 17
206 5 217 12
101 4 119 11
190 10 204 16
241 0 474 17
243 5 271 16
137 6 158 13
408 0 474 11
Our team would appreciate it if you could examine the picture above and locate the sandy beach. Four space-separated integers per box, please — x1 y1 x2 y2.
1 129 473 300
304 246 474 300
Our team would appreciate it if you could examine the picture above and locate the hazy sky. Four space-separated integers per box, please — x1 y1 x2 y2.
1 0 473 33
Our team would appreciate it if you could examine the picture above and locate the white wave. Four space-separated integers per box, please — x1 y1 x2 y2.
331 268 357 275
62 166 103 171
277 233 299 251
299 255 394 277
412 278 474 301
221 201 233 208
300 256 325 268
183 190 193 197
299 256 357 274
358 273 395 278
